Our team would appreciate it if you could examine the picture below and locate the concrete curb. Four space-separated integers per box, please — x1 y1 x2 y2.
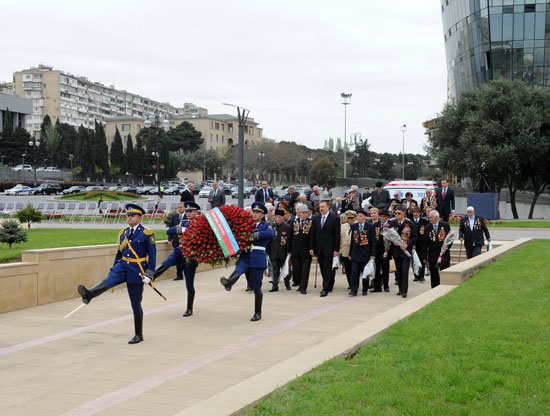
174 285 457 416
440 237 532 285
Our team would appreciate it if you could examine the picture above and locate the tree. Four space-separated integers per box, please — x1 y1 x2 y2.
109 126 124 172
328 137 334 152
56 120 77 168
75 126 95 177
125 134 136 175
94 122 109 175
0 109 30 166
165 121 203 154
429 78 549 218
335 137 342 152
310 156 337 188
0 219 27 248
377 153 397 180
174 149 222 180
134 132 149 176
43 123 62 166
15 205 43 229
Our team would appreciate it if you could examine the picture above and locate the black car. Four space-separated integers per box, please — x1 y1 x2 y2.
33 183 62 195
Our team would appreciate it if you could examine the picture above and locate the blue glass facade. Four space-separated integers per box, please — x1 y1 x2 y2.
442 0 550 98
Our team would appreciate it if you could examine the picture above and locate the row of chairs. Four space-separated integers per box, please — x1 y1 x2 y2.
0 201 182 224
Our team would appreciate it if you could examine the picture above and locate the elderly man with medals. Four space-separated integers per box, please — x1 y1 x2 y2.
77 204 156 344
220 202 274 321
153 201 201 317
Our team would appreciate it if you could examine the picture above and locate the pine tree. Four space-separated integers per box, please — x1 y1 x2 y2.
134 132 148 176
94 121 109 174
0 219 28 248
125 134 136 175
110 126 124 172
0 109 28 166
56 120 77 168
75 126 94 176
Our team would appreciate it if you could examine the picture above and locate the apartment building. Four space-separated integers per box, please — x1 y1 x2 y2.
104 113 263 153
13 65 205 137
0 82 14 96
0 93 32 133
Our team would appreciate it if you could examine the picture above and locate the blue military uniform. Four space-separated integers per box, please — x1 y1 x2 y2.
153 201 200 316
77 203 156 344
220 202 274 321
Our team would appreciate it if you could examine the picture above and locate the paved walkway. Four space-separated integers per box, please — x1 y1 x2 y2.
0 266 435 416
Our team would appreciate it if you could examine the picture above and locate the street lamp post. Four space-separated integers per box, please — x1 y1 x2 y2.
22 153 26 165
144 111 170 200
28 138 40 186
400 124 407 180
257 150 265 182
223 103 250 208
340 93 352 178
68 154 74 171
350 132 361 177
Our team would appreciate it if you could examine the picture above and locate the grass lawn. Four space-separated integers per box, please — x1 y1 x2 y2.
1 228 124 262
247 240 550 416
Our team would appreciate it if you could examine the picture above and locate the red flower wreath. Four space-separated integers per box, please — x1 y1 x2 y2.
180 204 255 267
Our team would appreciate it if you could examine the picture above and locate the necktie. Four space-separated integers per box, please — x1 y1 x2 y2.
128 228 134 240
321 215 326 228
359 224 363 232
214 189 217 197
443 188 447 199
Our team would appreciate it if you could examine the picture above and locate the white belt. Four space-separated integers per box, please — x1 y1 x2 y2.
251 245 265 251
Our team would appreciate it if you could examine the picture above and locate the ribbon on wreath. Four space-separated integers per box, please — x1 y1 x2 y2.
203 207 240 258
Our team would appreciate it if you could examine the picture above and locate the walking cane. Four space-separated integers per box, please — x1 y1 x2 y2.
458 240 463 263
314 257 319 288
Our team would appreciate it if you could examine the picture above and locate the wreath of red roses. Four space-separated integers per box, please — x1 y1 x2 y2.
180 204 255 266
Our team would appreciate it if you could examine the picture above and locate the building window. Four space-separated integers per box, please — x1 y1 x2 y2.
257 130 261 137
122 124 131 131
210 133 213 141
209 121 213 128
215 122 220 130
222 135 224 142
221 124 225 131
216 134 218 142
228 123 233 132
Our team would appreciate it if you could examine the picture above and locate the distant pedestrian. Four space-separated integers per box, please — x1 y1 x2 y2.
435 179 455 222
459 206 491 259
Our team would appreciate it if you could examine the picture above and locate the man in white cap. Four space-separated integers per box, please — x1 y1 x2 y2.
459 206 491 259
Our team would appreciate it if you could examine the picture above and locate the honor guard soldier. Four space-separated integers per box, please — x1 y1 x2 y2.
77 204 156 344
220 202 274 321
348 209 377 296
153 201 200 317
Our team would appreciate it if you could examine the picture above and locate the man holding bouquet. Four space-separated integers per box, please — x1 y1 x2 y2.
387 205 417 298
425 210 452 288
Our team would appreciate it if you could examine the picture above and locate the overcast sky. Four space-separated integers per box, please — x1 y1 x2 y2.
2 0 447 155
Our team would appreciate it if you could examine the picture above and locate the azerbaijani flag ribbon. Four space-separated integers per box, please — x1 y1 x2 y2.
204 208 240 258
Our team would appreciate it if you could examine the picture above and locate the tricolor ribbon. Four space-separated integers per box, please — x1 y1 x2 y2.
204 208 240 258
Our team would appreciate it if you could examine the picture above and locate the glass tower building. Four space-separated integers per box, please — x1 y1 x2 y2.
441 0 550 98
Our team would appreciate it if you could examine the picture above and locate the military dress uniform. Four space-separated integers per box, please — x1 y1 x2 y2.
220 202 274 321
348 219 377 296
78 204 156 344
411 213 429 282
370 218 388 292
266 210 292 292
153 201 200 317
288 213 313 294
425 220 452 288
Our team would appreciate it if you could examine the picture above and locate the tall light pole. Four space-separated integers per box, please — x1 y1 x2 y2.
340 93 352 178
400 124 407 180
223 103 250 208
28 138 40 186
144 111 170 200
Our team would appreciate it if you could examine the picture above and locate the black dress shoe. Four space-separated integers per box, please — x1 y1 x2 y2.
413 278 419 282
245 287 253 292
300 290 307 295
128 334 143 344
402 294 407 298
396 292 402 296
370 289 382 293
268 287 278 292
292 282 299 287
349 292 357 297
419 278 426 282
384 288 390 292
320 290 328 297
173 277 183 281
182 309 193 317
362 291 368 296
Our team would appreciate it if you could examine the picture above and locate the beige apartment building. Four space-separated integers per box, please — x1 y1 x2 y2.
104 113 263 153
13 64 205 137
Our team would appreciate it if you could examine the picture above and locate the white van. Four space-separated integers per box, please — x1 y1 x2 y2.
383 180 438 202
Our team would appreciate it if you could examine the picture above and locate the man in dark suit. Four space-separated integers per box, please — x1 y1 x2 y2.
310 200 340 297
435 179 455 222
169 202 186 280
267 209 292 291
288 203 313 294
387 205 417 298
459 206 491 259
208 181 226 209
348 209 376 296
411 206 429 282
255 180 274 203
370 181 391 210
425 210 452 288
180 182 195 203
477 162 490 193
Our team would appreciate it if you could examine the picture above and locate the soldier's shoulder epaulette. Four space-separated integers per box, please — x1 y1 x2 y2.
118 228 125 237
142 226 154 236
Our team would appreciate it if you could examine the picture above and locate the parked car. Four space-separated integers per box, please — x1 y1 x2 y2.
222 185 232 195
84 186 102 192
136 186 154 194
107 186 120 191
11 164 32 172
164 186 180 195
45 167 61 172
120 186 137 194
32 183 62 195
63 186 85 194
231 186 251 199
5 184 33 196
198 186 212 198
36 167 47 172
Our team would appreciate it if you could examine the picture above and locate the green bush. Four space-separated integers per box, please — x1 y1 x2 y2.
164 210 178 227
0 219 28 248
15 204 43 229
